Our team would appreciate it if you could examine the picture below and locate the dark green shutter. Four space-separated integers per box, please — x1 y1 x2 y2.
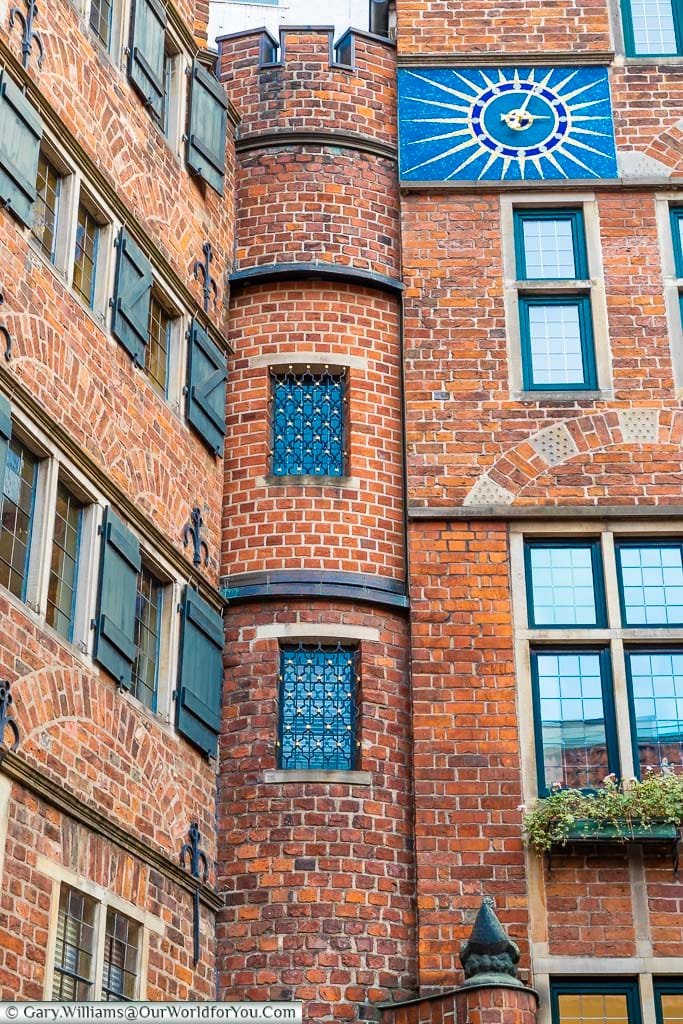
186 320 227 455
111 228 153 365
0 71 42 227
176 587 223 757
0 393 12 492
186 62 227 196
128 0 167 119
93 507 141 689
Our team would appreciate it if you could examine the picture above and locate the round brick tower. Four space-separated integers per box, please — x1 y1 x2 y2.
216 26 416 1023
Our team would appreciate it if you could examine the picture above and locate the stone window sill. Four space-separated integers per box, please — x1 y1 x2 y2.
514 390 612 403
258 474 360 490
263 769 372 785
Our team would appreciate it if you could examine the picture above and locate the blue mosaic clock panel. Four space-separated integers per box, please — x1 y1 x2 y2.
398 66 618 183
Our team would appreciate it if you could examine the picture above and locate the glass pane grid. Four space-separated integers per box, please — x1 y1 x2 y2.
279 643 359 770
527 301 586 386
102 909 139 1001
630 0 678 53
73 202 99 309
659 992 683 1024
618 544 683 625
0 439 37 599
52 886 96 1002
31 153 61 263
146 296 170 395
89 0 113 48
535 650 609 790
271 369 346 477
522 217 577 279
46 483 82 640
629 650 683 771
132 565 162 711
557 992 630 1024
528 544 599 626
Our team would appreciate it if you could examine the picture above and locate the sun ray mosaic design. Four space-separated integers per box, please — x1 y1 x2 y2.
397 66 618 183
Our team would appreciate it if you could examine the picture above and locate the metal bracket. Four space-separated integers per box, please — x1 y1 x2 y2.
179 823 210 965
182 506 210 568
9 1 45 70
193 242 218 313
0 679 20 756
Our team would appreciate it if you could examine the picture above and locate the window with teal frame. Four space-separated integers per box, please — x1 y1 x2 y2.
531 647 619 794
278 643 359 771
514 208 596 391
621 0 683 56
655 979 683 1024
626 648 683 774
0 438 38 601
551 978 642 1024
271 368 346 477
616 540 683 627
524 539 606 628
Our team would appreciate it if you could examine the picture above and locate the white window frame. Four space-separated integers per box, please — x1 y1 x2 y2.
39 854 163 1001
655 193 683 397
500 192 613 400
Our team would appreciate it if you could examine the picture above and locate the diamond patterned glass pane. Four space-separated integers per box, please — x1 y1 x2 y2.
279 643 358 770
528 302 585 386
558 994 630 1024
131 565 162 711
660 994 683 1024
522 218 577 279
535 650 609 789
146 295 170 396
272 370 345 477
630 0 678 53
46 482 83 640
528 544 599 626
0 439 37 600
32 152 61 263
628 649 683 772
52 886 96 1001
617 544 683 625
102 909 140 1001
73 202 100 309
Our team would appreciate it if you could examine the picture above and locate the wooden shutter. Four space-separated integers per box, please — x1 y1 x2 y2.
111 228 153 365
0 71 42 227
176 587 223 757
129 0 167 120
0 393 12 492
93 507 141 689
186 62 227 196
186 320 227 455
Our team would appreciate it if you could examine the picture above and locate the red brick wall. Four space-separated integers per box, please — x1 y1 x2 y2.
216 600 416 1021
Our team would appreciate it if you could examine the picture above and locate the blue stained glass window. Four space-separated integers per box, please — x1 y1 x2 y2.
526 541 604 627
278 643 358 771
532 648 616 792
628 649 683 772
271 369 346 477
616 543 683 626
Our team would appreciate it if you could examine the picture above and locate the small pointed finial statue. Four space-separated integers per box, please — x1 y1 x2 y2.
459 896 524 989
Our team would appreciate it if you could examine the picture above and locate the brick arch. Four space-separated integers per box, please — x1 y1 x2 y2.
12 665 191 853
111 447 187 535
464 409 683 505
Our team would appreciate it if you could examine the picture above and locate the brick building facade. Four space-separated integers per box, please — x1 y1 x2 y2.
3 0 683 1023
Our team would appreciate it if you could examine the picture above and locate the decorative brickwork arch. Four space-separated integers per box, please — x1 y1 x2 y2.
464 409 683 505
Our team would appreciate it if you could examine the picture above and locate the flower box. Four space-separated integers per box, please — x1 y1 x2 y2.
562 819 679 843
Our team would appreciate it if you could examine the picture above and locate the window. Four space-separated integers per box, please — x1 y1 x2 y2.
271 368 347 477
551 979 641 1024
278 642 359 771
655 980 683 1024
0 438 38 600
131 563 163 711
146 294 171 396
32 152 62 263
514 209 596 390
51 884 141 1002
89 0 113 49
73 197 101 309
517 528 683 795
621 0 683 55
46 482 83 640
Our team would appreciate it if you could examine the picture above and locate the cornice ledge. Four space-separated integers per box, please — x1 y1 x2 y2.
236 129 397 161
397 50 615 66
229 261 404 294
0 748 223 913
408 504 683 520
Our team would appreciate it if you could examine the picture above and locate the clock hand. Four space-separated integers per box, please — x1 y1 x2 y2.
518 70 554 115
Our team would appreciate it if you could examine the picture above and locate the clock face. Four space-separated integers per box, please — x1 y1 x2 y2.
398 66 618 182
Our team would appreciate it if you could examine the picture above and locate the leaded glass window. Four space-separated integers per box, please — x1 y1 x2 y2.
271 369 346 477
52 886 97 1001
525 541 605 627
515 209 587 280
0 438 38 600
551 981 641 1024
531 648 617 792
102 909 140 1001
32 152 62 263
90 0 113 49
146 295 171 396
623 0 680 55
656 982 683 1024
132 564 163 711
46 482 83 640
73 200 100 309
278 643 359 770
616 542 683 626
627 649 683 771
519 296 596 389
